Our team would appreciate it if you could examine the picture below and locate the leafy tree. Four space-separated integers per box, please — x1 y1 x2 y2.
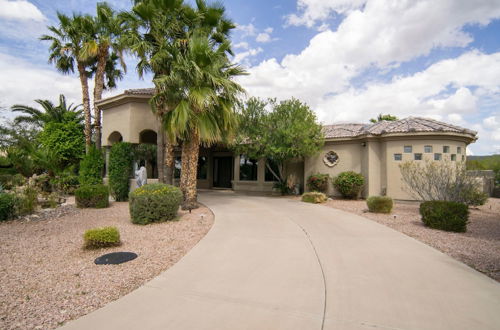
370 114 398 123
38 119 86 172
11 94 83 128
233 98 324 186
41 13 94 152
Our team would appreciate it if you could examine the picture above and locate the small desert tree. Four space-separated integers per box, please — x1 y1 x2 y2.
399 160 487 206
370 114 398 123
233 98 324 191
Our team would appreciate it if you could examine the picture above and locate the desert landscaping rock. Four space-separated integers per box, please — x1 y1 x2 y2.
0 201 213 330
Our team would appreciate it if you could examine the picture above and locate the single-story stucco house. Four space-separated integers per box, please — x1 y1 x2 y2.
97 88 477 200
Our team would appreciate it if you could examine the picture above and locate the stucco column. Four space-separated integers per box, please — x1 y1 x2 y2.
105 146 110 177
233 155 241 181
257 158 266 184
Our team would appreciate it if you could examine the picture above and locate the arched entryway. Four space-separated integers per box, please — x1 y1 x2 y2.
139 129 157 144
137 129 158 178
108 131 123 145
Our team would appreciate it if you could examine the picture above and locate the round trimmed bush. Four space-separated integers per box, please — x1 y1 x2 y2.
301 191 327 204
83 226 121 249
307 173 330 193
129 183 182 225
419 201 469 232
109 142 134 201
366 196 393 213
75 184 109 208
0 193 16 221
333 171 365 199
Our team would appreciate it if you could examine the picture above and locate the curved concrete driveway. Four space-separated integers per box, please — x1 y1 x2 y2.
63 191 500 330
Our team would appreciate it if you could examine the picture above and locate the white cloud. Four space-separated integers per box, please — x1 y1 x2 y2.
0 0 45 22
237 23 257 37
234 42 250 49
233 47 263 64
0 52 84 113
256 33 271 43
287 0 367 27
237 23 277 44
286 0 500 67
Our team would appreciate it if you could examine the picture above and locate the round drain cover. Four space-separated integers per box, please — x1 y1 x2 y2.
95 252 138 265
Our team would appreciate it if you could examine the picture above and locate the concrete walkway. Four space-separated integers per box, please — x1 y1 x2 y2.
62 192 500 330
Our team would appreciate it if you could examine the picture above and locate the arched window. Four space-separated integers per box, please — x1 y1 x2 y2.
139 129 157 144
108 131 123 145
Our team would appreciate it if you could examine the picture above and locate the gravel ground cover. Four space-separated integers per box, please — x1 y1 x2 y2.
0 201 214 330
312 197 500 282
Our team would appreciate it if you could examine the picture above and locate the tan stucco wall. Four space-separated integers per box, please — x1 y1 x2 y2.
101 103 133 146
384 138 468 200
305 141 363 196
305 136 470 200
101 100 158 146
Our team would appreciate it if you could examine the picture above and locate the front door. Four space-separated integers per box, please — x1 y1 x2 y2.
213 157 233 188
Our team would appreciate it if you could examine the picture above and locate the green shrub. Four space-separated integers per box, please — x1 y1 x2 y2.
79 146 104 185
333 171 365 199
301 191 328 204
15 186 38 216
75 184 109 208
459 187 488 207
51 172 79 194
109 142 133 201
366 196 393 213
307 173 330 193
419 201 469 232
0 193 17 221
129 183 182 225
83 226 121 249
0 174 13 190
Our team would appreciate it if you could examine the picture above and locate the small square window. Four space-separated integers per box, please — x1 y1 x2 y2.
404 146 412 153
443 146 450 153
457 146 462 154
434 153 442 161
451 154 456 161
414 153 422 160
394 153 402 161
424 145 433 153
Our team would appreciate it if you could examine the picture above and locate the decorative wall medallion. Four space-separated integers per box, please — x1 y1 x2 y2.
323 151 339 167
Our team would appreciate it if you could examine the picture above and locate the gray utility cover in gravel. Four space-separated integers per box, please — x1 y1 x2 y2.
95 252 138 265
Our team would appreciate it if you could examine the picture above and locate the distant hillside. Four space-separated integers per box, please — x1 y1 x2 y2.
468 155 500 161
467 155 500 186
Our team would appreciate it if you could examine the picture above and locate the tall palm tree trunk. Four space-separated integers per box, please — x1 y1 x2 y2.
157 120 165 183
180 128 200 210
164 140 174 185
77 62 92 153
93 46 108 150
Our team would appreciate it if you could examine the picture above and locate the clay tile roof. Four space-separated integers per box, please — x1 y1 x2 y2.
124 88 155 95
323 117 476 139
322 123 367 138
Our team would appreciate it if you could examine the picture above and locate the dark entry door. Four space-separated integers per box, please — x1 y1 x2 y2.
213 157 233 188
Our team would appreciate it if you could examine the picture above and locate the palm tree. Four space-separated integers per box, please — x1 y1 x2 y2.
11 94 83 128
124 0 236 186
40 13 94 153
153 32 246 209
80 2 127 149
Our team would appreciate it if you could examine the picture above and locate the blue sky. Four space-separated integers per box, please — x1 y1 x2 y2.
0 0 499 155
